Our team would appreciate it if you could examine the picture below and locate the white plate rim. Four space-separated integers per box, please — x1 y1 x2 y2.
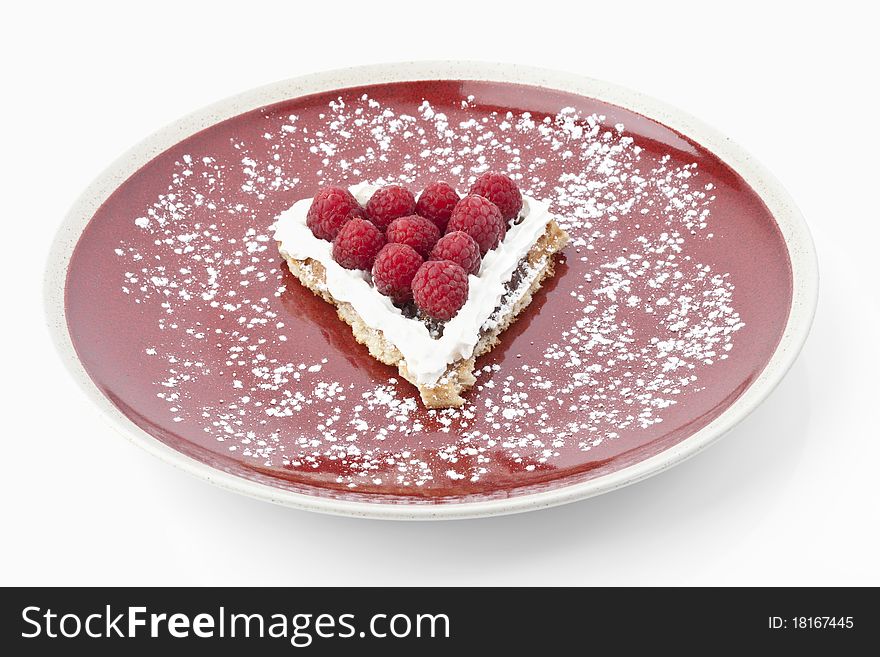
44 61 819 520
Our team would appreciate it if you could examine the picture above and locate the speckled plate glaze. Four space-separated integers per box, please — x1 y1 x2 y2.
46 63 817 519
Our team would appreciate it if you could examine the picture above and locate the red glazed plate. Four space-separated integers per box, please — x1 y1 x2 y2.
46 63 818 519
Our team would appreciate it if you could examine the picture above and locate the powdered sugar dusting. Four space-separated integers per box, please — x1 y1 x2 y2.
106 87 745 494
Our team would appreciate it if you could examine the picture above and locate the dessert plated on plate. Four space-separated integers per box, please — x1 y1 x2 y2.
273 173 569 408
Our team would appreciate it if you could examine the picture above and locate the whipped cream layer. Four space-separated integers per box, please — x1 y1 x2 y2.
273 183 554 386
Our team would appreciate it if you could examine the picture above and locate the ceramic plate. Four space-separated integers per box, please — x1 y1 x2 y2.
46 63 817 519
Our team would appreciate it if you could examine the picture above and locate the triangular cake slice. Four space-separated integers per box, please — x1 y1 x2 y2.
273 177 569 408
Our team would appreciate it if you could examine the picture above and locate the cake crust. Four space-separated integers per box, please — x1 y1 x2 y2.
281 220 569 407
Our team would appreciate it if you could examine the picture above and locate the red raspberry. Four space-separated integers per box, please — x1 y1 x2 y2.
365 185 416 230
306 186 362 241
371 243 423 303
412 260 469 321
430 231 481 276
415 181 460 232
445 194 506 255
386 214 440 258
469 172 523 221
332 218 386 271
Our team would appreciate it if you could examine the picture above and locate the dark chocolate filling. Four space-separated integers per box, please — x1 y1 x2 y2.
393 256 532 341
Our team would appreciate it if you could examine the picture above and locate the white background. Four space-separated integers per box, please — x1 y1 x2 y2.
3 1 878 586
